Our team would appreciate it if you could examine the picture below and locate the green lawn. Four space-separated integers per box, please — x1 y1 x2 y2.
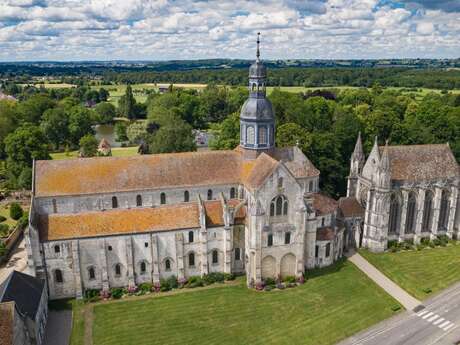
0 205 17 228
50 147 139 160
90 260 400 345
360 244 460 300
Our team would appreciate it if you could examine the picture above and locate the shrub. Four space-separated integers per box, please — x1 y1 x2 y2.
110 287 124 299
422 287 432 294
9 203 23 221
166 275 178 289
416 244 424 251
223 273 235 281
421 237 430 246
264 285 272 292
185 276 204 288
178 277 188 288
0 241 6 256
138 283 153 293
160 279 172 292
84 289 101 303
255 281 264 291
276 283 285 290
432 238 441 246
153 282 161 292
0 223 9 237
127 285 138 294
264 277 276 287
391 305 401 312
428 241 436 248
203 272 225 285
0 216 6 223
283 276 296 284
100 290 110 299
17 214 28 230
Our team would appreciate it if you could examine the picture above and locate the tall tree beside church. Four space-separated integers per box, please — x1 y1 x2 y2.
118 84 136 120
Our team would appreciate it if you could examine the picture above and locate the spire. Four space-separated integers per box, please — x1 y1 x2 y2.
380 140 390 171
256 32 260 61
352 132 364 160
369 135 380 161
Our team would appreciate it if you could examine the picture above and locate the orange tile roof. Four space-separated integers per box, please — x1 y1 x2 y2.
39 203 201 241
338 197 364 218
38 199 246 241
0 302 14 345
316 227 335 241
378 144 459 181
312 193 338 215
242 153 279 191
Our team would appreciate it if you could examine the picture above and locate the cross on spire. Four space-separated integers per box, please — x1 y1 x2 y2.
256 32 260 61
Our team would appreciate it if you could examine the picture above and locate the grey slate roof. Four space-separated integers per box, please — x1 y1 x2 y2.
0 271 45 319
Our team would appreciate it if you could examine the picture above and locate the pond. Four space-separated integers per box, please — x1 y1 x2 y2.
94 124 121 147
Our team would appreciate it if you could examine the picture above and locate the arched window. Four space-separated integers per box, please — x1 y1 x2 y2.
112 196 118 209
55 269 63 283
207 189 213 200
325 243 331 257
388 194 401 234
160 193 166 205
188 231 194 243
251 83 256 92
405 192 417 234
188 253 195 267
52 199 57 213
230 187 236 199
258 127 267 145
140 261 146 274
115 264 121 276
246 126 255 145
212 250 218 264
235 248 241 261
136 195 142 207
270 195 288 217
184 190 190 202
284 232 291 244
88 267 95 280
438 190 450 231
165 259 171 271
267 234 273 247
54 245 60 254
422 191 433 232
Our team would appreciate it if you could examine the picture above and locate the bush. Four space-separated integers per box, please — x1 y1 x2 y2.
0 223 9 237
264 277 276 287
421 237 430 245
223 273 235 281
203 272 225 285
138 283 153 293
422 287 432 294
84 289 101 303
391 305 401 312
432 238 441 246
264 285 272 292
0 241 6 256
9 203 23 220
110 287 124 299
283 276 296 284
0 216 6 223
160 279 171 292
185 276 204 288
17 214 29 230
166 275 178 289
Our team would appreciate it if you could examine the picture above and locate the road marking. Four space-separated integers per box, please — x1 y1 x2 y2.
433 317 445 325
427 314 439 322
438 320 451 328
417 310 429 317
443 323 454 331
423 312 434 319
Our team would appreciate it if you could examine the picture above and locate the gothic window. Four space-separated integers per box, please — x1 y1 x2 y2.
184 190 190 202
422 191 433 232
270 195 288 217
315 245 319 258
230 187 236 199
258 126 267 145
438 190 450 231
284 232 291 244
388 193 401 234
160 193 166 205
54 245 60 254
144 242 148 248
212 250 218 264
207 189 213 200
246 126 255 145
309 181 313 192
54 269 63 283
188 231 194 243
112 196 118 209
235 248 241 261
115 264 121 276
325 243 331 257
188 252 195 267
88 267 95 280
52 199 57 213
267 234 273 247
136 194 142 207
405 192 417 234
140 261 146 274
165 259 171 271
359 187 368 209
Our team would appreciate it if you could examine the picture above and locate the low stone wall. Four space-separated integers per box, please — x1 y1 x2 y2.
0 225 24 263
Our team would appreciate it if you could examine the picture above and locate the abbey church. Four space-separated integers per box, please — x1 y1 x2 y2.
25 37 459 300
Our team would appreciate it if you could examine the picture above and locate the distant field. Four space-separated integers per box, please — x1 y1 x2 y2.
50 146 138 160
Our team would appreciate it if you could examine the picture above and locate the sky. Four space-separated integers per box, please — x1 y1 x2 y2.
0 0 459 61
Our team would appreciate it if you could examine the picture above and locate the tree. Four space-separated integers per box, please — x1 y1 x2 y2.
99 88 109 102
40 107 69 149
276 123 312 152
118 84 136 119
4 124 50 185
209 112 240 150
149 116 196 154
0 100 18 158
114 122 128 142
68 106 94 145
95 102 116 124
17 94 55 124
79 134 98 157
9 202 23 220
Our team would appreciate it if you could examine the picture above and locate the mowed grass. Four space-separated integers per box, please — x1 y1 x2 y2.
0 205 17 227
50 146 139 160
92 260 401 345
360 244 460 300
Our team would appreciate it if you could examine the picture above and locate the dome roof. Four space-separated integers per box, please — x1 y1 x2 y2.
249 61 266 78
240 97 274 121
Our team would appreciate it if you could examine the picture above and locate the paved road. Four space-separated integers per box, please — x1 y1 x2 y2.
339 281 460 345
43 310 72 345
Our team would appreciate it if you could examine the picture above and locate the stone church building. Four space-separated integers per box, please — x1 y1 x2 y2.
25 37 347 300
347 133 460 252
